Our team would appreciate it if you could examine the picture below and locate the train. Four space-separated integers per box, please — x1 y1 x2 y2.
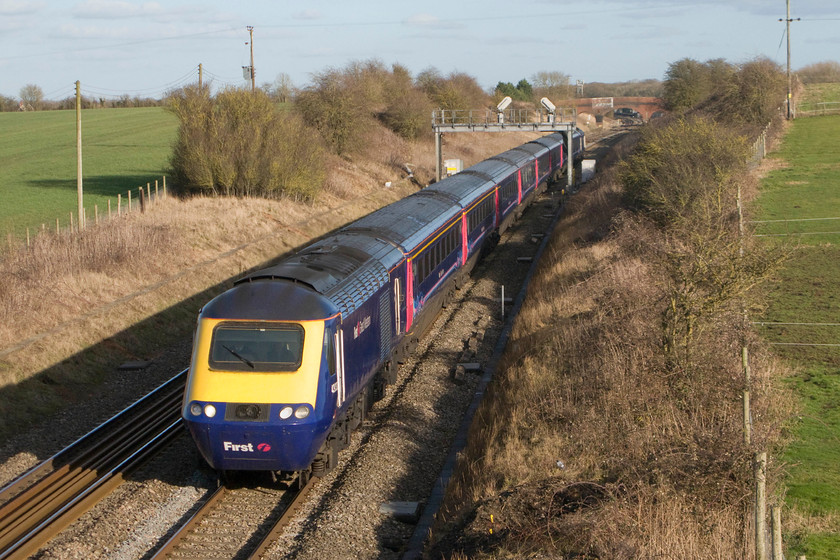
182 127 585 479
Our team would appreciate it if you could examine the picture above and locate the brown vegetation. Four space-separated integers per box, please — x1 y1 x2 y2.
430 61 794 557
0 122 540 441
431 141 793 559
168 87 327 199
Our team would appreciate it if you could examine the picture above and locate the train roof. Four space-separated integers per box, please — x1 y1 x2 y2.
489 148 534 170
507 142 550 159
342 190 461 254
235 232 403 318
424 171 496 209
464 157 518 184
527 133 565 150
201 280 339 321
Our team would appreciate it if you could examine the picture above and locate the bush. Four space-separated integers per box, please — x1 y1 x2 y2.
620 116 749 227
417 68 489 111
296 60 402 154
620 116 786 368
168 86 326 199
663 58 735 112
701 57 787 129
797 60 840 83
378 64 434 140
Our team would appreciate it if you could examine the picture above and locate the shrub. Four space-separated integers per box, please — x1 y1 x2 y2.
620 116 748 227
417 68 489 111
702 57 787 129
295 60 399 154
378 64 434 140
797 60 840 84
663 58 735 113
168 86 326 199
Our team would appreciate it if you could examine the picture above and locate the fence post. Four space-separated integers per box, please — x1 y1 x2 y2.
55 218 59 235
69 212 74 233
146 182 151 204
26 228 30 249
163 175 167 197
771 505 782 560
108 199 112 220
755 452 767 560
743 390 752 445
118 194 122 216
139 186 146 213
155 179 159 201
128 189 132 212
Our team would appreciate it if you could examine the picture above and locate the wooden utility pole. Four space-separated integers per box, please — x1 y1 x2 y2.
76 80 84 230
247 26 255 92
781 0 800 119
198 63 203 90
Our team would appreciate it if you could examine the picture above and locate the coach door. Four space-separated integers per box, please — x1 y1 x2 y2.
334 329 346 408
394 278 401 335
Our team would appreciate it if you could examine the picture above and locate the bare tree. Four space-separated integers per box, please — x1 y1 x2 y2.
268 73 295 103
531 70 572 101
19 84 44 110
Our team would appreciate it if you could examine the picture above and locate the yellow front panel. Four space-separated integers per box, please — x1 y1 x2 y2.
186 318 325 406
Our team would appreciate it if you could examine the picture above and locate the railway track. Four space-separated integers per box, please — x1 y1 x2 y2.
152 475 315 559
0 139 619 558
0 370 187 559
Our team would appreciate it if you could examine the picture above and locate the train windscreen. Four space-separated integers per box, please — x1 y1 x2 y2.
209 322 304 372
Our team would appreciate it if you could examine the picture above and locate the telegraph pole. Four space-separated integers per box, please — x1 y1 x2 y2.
247 26 255 92
198 63 203 90
76 80 84 230
781 0 800 119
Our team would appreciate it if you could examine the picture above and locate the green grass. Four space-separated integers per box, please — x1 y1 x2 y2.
0 107 177 238
799 83 840 106
755 113 840 558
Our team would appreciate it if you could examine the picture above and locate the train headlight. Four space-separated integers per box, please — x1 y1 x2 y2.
204 404 217 418
189 403 203 417
279 406 294 420
294 405 310 419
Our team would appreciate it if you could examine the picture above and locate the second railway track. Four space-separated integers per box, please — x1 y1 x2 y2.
0 372 186 559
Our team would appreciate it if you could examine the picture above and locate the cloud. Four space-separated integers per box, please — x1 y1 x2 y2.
293 9 323 20
72 0 165 19
53 22 136 40
0 0 43 15
403 13 463 30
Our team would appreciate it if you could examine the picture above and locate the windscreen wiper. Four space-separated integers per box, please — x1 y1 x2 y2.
222 345 255 368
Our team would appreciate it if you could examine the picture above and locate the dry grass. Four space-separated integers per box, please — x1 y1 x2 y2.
431 137 795 558
0 124 537 440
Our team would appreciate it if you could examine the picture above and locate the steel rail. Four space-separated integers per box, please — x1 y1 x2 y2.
247 476 317 560
150 484 227 559
0 370 187 559
151 475 317 560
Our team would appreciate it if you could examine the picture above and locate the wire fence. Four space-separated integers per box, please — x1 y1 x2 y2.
795 101 840 118
4 176 168 254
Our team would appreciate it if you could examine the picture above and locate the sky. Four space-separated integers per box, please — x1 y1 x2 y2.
0 0 838 102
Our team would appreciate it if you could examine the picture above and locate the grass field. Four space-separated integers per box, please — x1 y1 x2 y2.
0 107 177 238
799 82 840 106
754 114 840 558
